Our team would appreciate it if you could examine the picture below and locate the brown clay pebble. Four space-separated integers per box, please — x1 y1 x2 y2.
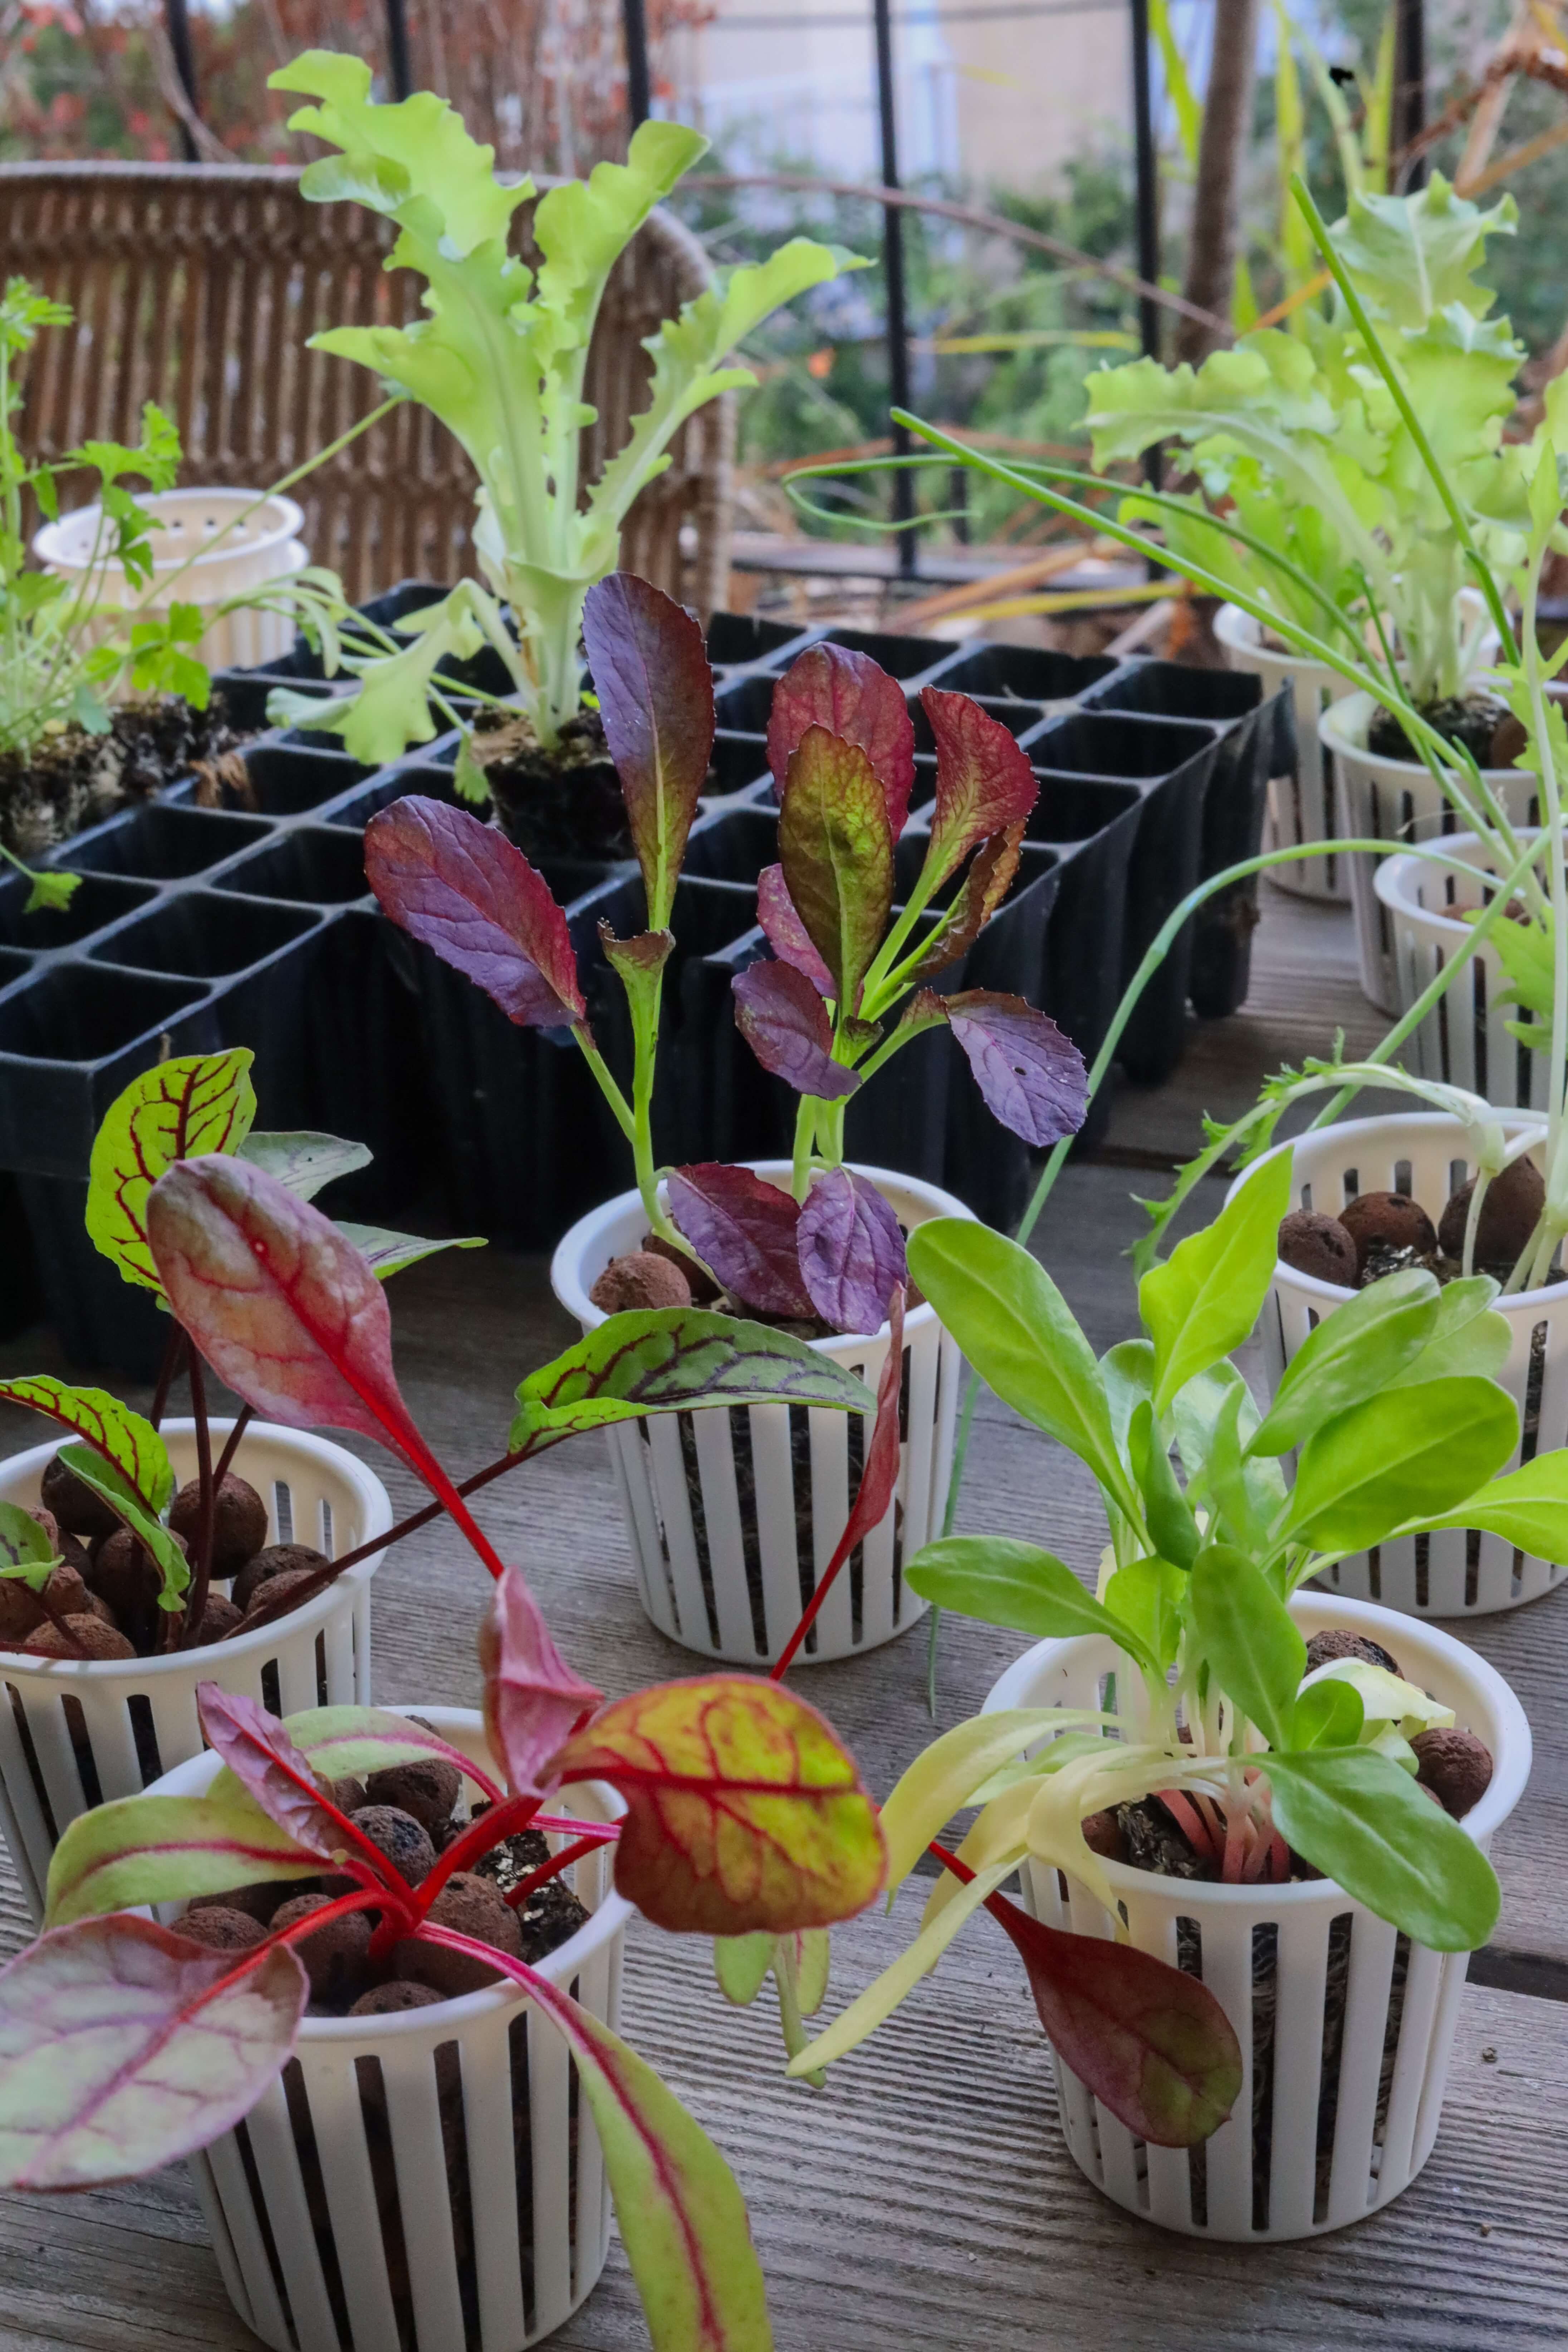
1411 1726 1494 1818
364 1759 462 1838
81 1593 119 1631
1436 1155 1546 1266
1277 1209 1358 1287
177 1905 267 1954
23 1614 135 1661
395 1872 523 1996
0 1579 44 1647
194 1593 245 1647
1082 1809 1126 1863
40 1452 121 1542
189 1880 313 1926
89 1527 167 1627
350 1979 445 2017
1337 1191 1437 1278
270 1893 373 2003
589 1249 691 1314
1304 1629 1402 1677
244 1566 322 1624
641 1230 721 1302
233 1543 329 1614
349 1805 436 1888
169 1473 269 1581
33 1561 92 1618
328 1777 368 1816
26 1506 59 1551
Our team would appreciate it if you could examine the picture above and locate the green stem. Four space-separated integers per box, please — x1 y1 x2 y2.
792 1093 817 1202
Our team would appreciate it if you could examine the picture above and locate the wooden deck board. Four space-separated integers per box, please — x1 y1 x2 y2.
3 876 1567 2346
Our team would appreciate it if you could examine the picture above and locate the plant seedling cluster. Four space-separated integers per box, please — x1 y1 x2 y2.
367 573 1087 1340
771 1159 1564 2121
263 52 860 775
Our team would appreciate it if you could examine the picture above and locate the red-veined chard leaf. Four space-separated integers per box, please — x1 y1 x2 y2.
756 864 836 998
333 1222 487 1279
481 1565 603 1798
777 726 894 1011
417 1935 774 2352
904 823 1025 983
145 1155 506 1577
795 1170 907 1334
766 642 915 838
770 1289 906 1676
53 1444 188 1609
86 1051 258 1292
237 1131 373 1200
582 573 714 931
666 1165 815 1319
0 1916 306 2188
44 1788 321 1928
366 795 585 1029
285 1706 504 1803
196 1684 369 1867
920 690 1039 887
945 991 1088 1145
732 959 859 1100
0 1379 173 1516
984 1883 1241 2146
508 1310 874 1454
553 1677 886 1934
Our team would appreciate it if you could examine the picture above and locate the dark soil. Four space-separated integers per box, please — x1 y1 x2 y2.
476 707 632 863
1366 691 1510 766
0 694 248 858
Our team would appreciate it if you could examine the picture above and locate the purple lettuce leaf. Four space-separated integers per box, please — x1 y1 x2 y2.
666 1164 816 1319
582 574 714 929
757 864 836 998
766 643 915 837
732 961 860 1101
796 1169 908 1334
946 990 1088 1145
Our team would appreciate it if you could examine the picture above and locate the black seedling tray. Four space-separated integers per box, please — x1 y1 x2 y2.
0 592 1278 1364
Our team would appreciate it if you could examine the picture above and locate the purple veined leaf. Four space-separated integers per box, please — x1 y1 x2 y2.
796 1169 908 1335
582 574 715 931
732 960 859 1101
146 1155 512 1584
766 643 916 838
904 823 1025 984
196 1684 358 1867
366 796 586 1030
945 991 1089 1146
981 1883 1241 2147
920 691 1039 887
479 1565 603 1798
0 1916 307 2189
666 1165 816 1320
777 727 895 1013
756 865 835 999
286 1706 505 1805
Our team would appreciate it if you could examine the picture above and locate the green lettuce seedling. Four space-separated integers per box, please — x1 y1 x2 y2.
264 51 862 771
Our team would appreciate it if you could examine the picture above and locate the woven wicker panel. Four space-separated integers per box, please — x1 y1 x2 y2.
0 161 733 614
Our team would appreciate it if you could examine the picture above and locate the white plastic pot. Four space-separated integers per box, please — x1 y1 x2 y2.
1250 1112 1563 1615
0 1421 389 1920
550 1162 972 1666
1318 693 1533 1016
155 1710 630 2352
985 1591 1529 2240
35 488 308 678
1215 604 1356 902
1374 830 1549 1111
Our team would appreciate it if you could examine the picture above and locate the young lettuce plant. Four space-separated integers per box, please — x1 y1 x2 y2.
781 1160 1562 2092
263 51 860 770
0 1157 890 2351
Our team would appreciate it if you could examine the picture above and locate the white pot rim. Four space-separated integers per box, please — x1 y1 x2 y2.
0 1419 391 1682
1318 690 1520 785
34 489 305 578
151 1706 633 2042
1372 826 1537 926
550 1158 975 1344
984 1590 1530 1908
1214 602 1339 677
1245 1109 1561 1310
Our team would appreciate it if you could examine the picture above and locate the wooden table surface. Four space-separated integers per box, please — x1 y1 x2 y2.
3 881 1564 2351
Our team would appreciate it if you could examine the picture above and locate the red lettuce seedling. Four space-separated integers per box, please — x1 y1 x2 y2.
735 644 1090 1186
